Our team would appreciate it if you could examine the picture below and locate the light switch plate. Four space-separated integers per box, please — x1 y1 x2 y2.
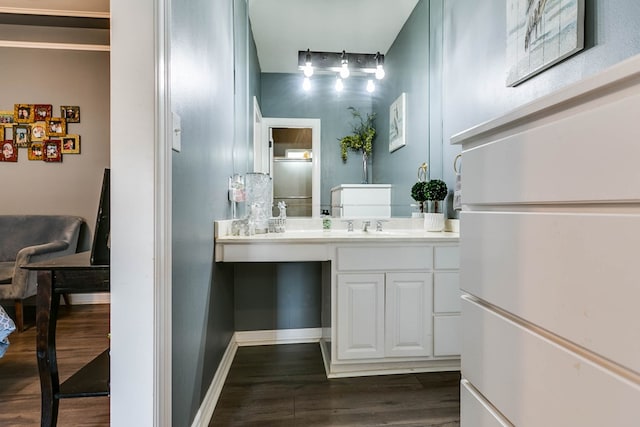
172 112 181 152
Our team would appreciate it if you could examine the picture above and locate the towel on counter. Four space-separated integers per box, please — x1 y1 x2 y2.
453 154 462 211
0 305 16 358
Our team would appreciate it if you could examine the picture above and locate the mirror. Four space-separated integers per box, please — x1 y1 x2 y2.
241 0 442 218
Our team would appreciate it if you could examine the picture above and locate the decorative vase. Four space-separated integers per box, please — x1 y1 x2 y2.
424 200 445 232
361 151 369 184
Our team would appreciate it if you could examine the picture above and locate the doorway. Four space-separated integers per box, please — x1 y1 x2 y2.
259 118 321 217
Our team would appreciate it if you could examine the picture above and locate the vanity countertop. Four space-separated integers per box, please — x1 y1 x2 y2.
214 218 459 262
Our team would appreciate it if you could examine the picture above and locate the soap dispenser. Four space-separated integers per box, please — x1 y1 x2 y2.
321 209 332 231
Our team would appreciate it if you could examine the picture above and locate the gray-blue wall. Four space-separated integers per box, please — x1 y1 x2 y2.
373 0 431 216
170 0 259 425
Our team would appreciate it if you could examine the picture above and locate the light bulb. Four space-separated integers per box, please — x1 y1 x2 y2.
303 77 311 91
340 62 350 79
335 77 344 92
375 65 385 80
366 79 375 93
303 62 314 77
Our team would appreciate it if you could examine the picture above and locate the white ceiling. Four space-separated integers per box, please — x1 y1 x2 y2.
248 0 420 73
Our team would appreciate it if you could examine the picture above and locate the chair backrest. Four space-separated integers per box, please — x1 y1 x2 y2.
0 215 83 262
91 168 110 265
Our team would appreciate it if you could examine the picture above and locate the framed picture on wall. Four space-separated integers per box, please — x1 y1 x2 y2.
506 0 585 86
60 106 80 123
3 125 13 141
43 140 62 162
61 134 80 154
28 142 43 160
46 117 66 137
31 121 47 141
0 111 14 124
33 104 52 121
389 92 406 153
14 124 31 148
14 104 34 124
1 140 18 162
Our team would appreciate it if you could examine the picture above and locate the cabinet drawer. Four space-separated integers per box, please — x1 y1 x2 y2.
337 246 432 271
434 246 459 269
434 315 460 356
434 272 460 313
461 380 512 427
462 297 640 426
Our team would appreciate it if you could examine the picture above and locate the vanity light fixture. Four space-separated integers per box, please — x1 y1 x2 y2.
298 49 385 90
375 52 385 80
340 50 350 79
302 49 314 77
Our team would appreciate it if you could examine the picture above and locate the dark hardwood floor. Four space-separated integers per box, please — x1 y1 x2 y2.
211 344 461 427
0 303 110 427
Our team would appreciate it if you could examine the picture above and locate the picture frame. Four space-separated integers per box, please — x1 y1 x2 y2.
46 117 66 137
389 92 406 153
1 140 18 162
14 104 34 124
60 106 80 123
0 111 14 124
506 0 585 86
28 142 43 160
43 140 62 162
14 124 31 148
33 104 53 121
3 125 13 141
61 134 80 154
31 121 47 141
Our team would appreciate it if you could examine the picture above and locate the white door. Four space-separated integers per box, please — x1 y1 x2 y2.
337 273 385 360
385 272 433 357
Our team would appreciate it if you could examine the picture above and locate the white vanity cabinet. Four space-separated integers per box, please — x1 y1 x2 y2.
330 243 460 377
337 271 432 360
330 184 391 218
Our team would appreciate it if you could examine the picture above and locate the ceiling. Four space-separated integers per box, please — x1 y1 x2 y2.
248 0 420 74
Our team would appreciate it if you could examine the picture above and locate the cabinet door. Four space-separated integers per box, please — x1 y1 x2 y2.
337 273 385 360
385 272 433 357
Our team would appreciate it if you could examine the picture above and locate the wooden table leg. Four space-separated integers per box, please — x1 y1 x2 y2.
36 270 60 427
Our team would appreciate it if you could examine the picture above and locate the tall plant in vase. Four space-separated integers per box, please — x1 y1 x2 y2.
338 106 376 184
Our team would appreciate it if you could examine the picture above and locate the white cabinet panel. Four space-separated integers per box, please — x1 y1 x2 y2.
463 90 640 205
385 273 432 357
337 274 385 360
462 211 640 373
461 380 513 427
434 272 460 313
434 246 460 269
462 297 640 427
337 246 432 271
434 315 460 356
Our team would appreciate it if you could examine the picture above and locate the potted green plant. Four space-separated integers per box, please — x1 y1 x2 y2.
424 179 448 231
410 181 429 213
338 107 376 184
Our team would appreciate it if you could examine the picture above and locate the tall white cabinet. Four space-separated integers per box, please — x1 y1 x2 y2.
453 56 640 425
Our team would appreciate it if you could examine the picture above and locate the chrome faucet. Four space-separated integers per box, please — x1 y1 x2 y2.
343 220 354 232
376 220 388 232
362 220 371 232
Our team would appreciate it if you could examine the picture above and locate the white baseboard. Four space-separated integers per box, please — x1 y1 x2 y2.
64 293 111 305
235 327 322 346
190 334 238 427
191 327 322 426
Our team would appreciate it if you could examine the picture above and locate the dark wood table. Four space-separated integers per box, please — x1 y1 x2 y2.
22 251 110 427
